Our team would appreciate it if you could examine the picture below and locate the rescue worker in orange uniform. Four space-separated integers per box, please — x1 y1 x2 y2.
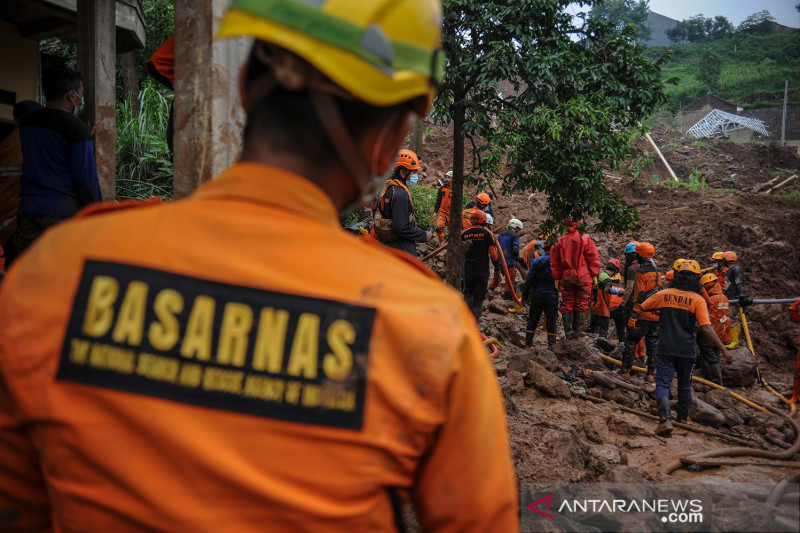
519 233 546 271
620 242 662 381
433 170 453 243
642 260 731 436
0 1 518 531
788 299 800 404
589 258 625 339
710 251 726 293
461 192 492 230
698 272 731 385
461 209 500 319
373 148 433 255
549 219 601 338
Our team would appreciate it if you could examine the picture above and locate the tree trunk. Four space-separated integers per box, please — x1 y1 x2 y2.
122 52 139 114
410 116 424 155
445 82 466 289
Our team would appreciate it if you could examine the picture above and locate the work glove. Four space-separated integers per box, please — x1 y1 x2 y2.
739 295 753 307
592 276 598 287
555 280 560 291
508 301 524 314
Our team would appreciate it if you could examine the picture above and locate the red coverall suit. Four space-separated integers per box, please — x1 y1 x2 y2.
550 229 601 314
0 164 517 532
790 299 800 404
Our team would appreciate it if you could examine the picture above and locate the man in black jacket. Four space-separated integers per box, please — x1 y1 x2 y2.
374 149 432 256
461 209 499 319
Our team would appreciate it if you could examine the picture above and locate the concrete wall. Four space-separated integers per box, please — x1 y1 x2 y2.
642 12 678 47
0 20 40 124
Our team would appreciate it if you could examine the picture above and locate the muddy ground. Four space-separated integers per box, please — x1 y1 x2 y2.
411 125 800 527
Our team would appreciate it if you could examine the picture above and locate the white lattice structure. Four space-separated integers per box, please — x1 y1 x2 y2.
687 109 769 139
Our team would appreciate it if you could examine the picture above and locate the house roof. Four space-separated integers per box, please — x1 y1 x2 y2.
680 93 739 113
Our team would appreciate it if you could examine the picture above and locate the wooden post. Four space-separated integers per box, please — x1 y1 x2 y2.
173 0 248 198
644 132 679 182
77 0 116 201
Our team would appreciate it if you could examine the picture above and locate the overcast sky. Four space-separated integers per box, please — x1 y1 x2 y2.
647 0 800 27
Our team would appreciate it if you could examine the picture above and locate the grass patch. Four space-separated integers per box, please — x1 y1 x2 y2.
409 184 438 230
115 79 173 199
663 170 709 191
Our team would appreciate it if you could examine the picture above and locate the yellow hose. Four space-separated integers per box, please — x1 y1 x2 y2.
740 308 797 415
599 353 768 413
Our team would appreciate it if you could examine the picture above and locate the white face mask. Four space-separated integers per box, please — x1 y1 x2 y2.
72 92 85 116
408 173 419 186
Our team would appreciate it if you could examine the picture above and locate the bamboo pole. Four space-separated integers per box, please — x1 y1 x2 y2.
644 132 679 182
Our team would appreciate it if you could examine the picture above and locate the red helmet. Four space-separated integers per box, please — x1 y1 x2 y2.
563 218 579 228
607 258 621 270
470 209 487 226
635 242 655 258
475 192 491 206
394 149 421 170
722 251 737 262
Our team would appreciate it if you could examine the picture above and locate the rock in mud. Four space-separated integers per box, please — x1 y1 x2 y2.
524 360 571 398
507 370 526 394
703 388 734 410
689 397 726 428
720 408 744 427
606 412 652 437
507 350 533 374
588 444 621 466
720 347 758 387
581 415 610 444
533 348 560 372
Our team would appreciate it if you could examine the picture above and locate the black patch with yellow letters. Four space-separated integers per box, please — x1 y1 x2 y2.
58 260 375 429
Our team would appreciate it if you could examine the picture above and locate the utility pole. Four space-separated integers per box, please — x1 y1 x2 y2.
781 79 788 147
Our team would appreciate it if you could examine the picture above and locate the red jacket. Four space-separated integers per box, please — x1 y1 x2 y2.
550 229 600 284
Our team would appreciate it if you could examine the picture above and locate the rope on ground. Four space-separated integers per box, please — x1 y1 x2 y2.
766 470 800 509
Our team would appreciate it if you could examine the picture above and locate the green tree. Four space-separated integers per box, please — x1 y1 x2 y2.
697 49 722 91
436 0 674 286
738 10 777 34
589 0 652 42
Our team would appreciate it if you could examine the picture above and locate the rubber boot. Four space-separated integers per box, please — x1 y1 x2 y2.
488 270 500 290
525 329 535 348
656 397 673 436
675 401 691 424
619 343 634 379
709 363 723 387
562 313 574 339
547 333 557 347
645 354 656 383
573 312 587 338
726 325 740 349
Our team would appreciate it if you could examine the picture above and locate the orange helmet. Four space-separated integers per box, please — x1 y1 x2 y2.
710 251 723 261
665 270 674 280
672 258 687 271
394 149 421 170
700 273 717 285
678 260 701 274
470 209 487 226
635 242 655 258
722 251 737 262
475 192 491 206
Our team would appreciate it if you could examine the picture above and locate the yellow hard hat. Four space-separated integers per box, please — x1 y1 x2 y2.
700 273 717 286
218 0 445 112
672 258 686 271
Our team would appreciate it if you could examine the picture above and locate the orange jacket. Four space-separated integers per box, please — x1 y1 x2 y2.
0 128 22 245
461 206 483 231
592 271 623 317
0 163 517 532
147 35 175 90
707 291 731 344
631 261 662 322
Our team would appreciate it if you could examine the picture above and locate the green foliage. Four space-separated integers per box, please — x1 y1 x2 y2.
650 174 661 185
691 140 709 148
589 0 652 42
697 49 723 91
663 170 708 190
738 10 777 35
666 15 734 44
436 0 673 236
409 185 438 231
624 149 654 179
115 80 173 199
652 32 800 109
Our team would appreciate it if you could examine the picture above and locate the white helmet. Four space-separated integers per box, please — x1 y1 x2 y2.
445 170 453 178
509 218 523 230
485 213 494 226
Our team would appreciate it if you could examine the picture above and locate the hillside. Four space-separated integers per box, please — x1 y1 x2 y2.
646 32 800 110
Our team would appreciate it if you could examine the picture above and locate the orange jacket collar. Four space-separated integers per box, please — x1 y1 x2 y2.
192 162 341 227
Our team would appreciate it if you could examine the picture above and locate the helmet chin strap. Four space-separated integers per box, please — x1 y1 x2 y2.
310 90 396 214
